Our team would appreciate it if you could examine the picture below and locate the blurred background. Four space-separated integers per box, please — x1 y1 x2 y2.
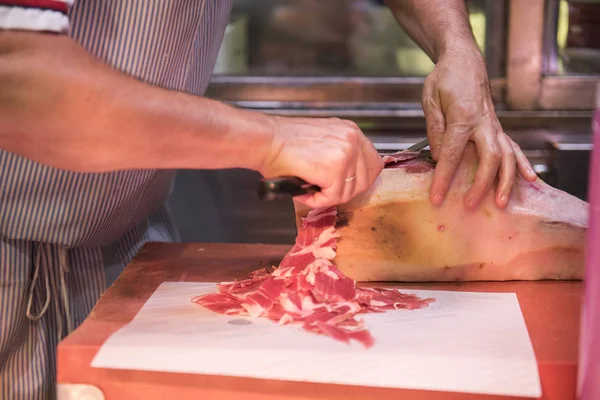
167 0 600 244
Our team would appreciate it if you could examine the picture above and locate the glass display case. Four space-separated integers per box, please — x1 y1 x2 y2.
507 0 600 110
205 0 599 111
212 0 492 78
205 0 506 109
552 0 600 75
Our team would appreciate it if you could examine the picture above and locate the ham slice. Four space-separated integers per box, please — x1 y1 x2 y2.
192 207 434 348
294 144 589 282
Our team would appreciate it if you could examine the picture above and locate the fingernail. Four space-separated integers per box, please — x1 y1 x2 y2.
433 193 443 205
500 194 508 205
529 166 536 175
467 196 477 208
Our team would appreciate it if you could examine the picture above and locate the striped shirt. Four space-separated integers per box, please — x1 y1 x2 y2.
0 1 232 398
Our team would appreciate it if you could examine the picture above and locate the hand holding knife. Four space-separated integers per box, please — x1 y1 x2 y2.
258 138 429 200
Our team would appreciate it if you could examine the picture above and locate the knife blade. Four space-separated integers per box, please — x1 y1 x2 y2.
406 138 429 152
258 176 320 201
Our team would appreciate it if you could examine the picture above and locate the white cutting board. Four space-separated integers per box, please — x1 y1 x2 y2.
91 282 542 398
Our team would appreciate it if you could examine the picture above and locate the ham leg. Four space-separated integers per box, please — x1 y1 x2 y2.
293 144 589 282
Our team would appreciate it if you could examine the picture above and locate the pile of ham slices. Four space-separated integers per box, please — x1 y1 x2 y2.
192 206 434 348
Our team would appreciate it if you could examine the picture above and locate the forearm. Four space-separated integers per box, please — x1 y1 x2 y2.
0 31 273 173
384 0 480 63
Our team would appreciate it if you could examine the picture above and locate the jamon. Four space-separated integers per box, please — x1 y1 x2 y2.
294 144 589 282
192 207 434 348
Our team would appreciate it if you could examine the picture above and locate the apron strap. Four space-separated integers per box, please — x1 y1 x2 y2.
25 244 73 340
25 244 51 321
58 246 73 335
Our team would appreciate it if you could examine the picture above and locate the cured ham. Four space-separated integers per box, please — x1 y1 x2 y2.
192 207 434 348
294 144 589 282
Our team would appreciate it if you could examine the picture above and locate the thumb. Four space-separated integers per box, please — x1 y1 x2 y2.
422 82 446 160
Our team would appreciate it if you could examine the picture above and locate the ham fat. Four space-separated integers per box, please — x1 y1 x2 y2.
192 207 434 348
294 144 589 282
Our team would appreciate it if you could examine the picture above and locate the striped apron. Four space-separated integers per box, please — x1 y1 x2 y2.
0 1 232 399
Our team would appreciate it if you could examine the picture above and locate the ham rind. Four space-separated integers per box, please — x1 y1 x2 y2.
295 144 589 282
192 206 434 348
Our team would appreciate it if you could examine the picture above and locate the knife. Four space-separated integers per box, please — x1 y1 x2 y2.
258 138 429 200
406 138 429 152
258 176 320 201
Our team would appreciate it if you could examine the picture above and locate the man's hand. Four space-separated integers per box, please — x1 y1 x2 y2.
422 48 538 209
384 0 538 209
259 116 384 209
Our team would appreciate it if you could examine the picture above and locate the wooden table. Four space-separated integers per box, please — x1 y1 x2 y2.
56 242 582 400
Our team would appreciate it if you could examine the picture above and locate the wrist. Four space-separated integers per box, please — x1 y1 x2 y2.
437 39 484 65
233 108 278 172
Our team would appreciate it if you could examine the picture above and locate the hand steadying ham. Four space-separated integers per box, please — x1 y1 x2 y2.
422 48 538 209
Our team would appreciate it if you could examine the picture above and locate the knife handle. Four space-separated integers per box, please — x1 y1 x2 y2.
258 176 321 201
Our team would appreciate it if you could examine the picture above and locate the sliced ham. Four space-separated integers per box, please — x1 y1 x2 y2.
294 144 589 282
192 206 434 348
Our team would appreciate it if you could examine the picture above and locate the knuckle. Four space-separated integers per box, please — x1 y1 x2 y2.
489 150 502 164
484 142 502 163
428 121 445 134
443 148 462 164
343 127 360 141
505 148 516 160
454 100 480 123
342 119 359 129
344 127 361 146
330 147 350 166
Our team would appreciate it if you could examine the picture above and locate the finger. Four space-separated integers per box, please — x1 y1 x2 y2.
463 123 502 209
344 130 381 200
297 171 355 209
360 137 384 187
422 80 446 161
321 140 358 207
293 155 349 209
340 118 360 129
511 140 537 182
429 126 471 206
295 186 339 209
292 193 317 208
340 151 359 204
494 133 517 208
